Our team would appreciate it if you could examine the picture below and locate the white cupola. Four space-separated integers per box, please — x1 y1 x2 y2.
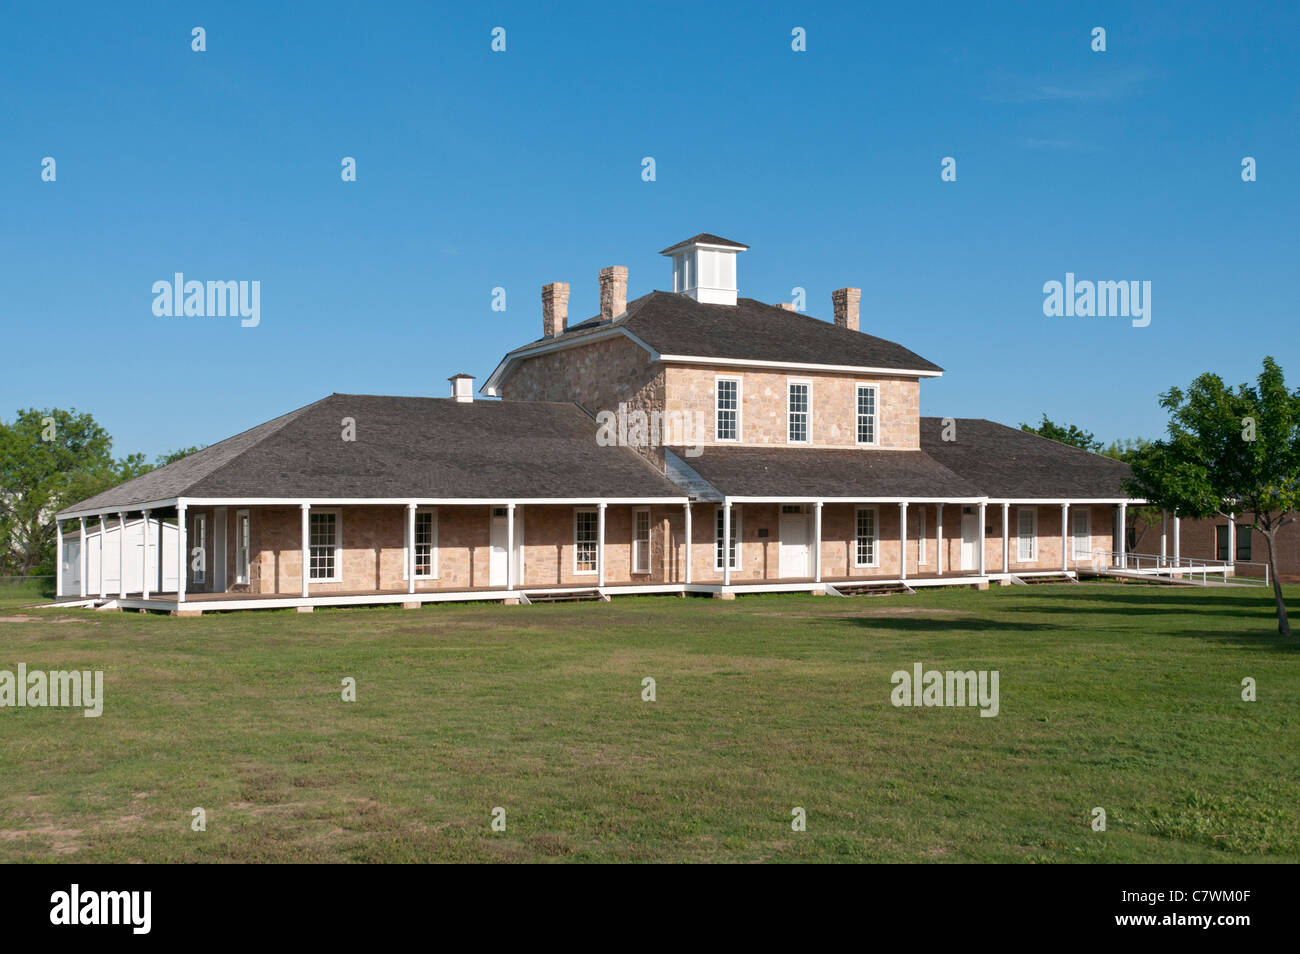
659 233 748 306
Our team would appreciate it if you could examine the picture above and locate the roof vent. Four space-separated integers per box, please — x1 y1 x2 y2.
448 373 475 402
659 233 748 306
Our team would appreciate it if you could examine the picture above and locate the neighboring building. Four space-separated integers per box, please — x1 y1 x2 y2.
1144 514 1298 582
54 234 1146 614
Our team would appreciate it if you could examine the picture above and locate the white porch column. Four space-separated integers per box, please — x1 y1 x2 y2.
157 516 164 593
78 517 88 598
177 503 188 603
936 503 944 576
813 501 823 583
1001 502 1010 574
1060 503 1069 572
1173 511 1181 566
300 504 310 598
141 510 151 600
721 499 731 587
977 502 987 576
684 503 692 585
506 503 516 589
118 512 128 598
55 520 64 598
1118 503 1128 568
99 515 108 598
597 502 607 587
407 503 416 595
1160 510 1168 567
1227 513 1236 569
898 502 908 582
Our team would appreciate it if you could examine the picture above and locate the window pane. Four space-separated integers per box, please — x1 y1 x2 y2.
415 512 433 575
715 507 738 569
788 383 809 443
310 512 337 579
856 509 876 565
857 386 876 444
575 512 598 572
716 380 738 441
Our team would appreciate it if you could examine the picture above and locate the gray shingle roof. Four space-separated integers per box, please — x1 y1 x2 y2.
658 233 749 254
500 291 942 376
678 446 981 499
920 417 1132 498
57 395 685 515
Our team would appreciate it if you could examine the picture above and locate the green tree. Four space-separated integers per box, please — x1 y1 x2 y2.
1126 356 1299 636
1020 414 1102 453
1100 437 1150 462
156 445 205 467
0 408 118 576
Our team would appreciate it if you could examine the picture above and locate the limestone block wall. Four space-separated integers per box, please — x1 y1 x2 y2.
665 365 920 450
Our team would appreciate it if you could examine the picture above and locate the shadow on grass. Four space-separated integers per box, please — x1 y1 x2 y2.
842 616 1071 634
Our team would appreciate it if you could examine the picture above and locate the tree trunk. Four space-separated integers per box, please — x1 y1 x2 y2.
1262 529 1291 637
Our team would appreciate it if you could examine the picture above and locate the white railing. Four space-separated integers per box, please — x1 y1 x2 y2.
1089 549 1269 586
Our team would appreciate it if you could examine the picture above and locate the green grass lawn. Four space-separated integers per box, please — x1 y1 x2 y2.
0 581 1297 863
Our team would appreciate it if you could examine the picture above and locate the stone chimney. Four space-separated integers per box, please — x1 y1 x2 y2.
599 266 628 320
542 282 569 338
832 287 861 332
776 302 797 312
448 373 475 402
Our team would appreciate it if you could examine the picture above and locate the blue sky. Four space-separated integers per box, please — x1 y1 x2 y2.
3 1 1297 459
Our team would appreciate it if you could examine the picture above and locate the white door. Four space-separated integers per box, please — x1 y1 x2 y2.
960 511 979 570
779 507 810 578
490 509 508 587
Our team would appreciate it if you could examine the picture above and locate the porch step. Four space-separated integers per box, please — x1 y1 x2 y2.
829 581 916 598
520 588 607 603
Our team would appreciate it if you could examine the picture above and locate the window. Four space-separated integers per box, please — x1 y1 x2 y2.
415 510 437 578
1017 507 1037 562
632 509 651 574
715 506 741 571
1071 508 1091 560
191 513 207 583
1215 525 1229 561
787 380 811 443
235 510 250 584
856 385 878 445
855 507 879 567
916 506 927 564
716 376 741 441
309 510 340 581
575 509 598 574
1236 524 1252 561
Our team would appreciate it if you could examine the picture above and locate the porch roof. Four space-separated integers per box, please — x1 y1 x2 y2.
920 417 1133 499
57 394 685 517
674 446 981 499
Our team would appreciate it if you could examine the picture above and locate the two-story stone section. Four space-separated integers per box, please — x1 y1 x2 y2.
53 233 1142 613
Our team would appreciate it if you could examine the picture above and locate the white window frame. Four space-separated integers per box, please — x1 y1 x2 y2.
714 505 741 571
309 508 342 582
1071 508 1091 560
403 507 438 580
715 375 742 443
855 506 879 568
786 378 812 445
1016 507 1037 563
235 509 250 585
855 383 879 446
574 508 599 575
917 506 927 565
191 513 207 583
632 507 651 575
